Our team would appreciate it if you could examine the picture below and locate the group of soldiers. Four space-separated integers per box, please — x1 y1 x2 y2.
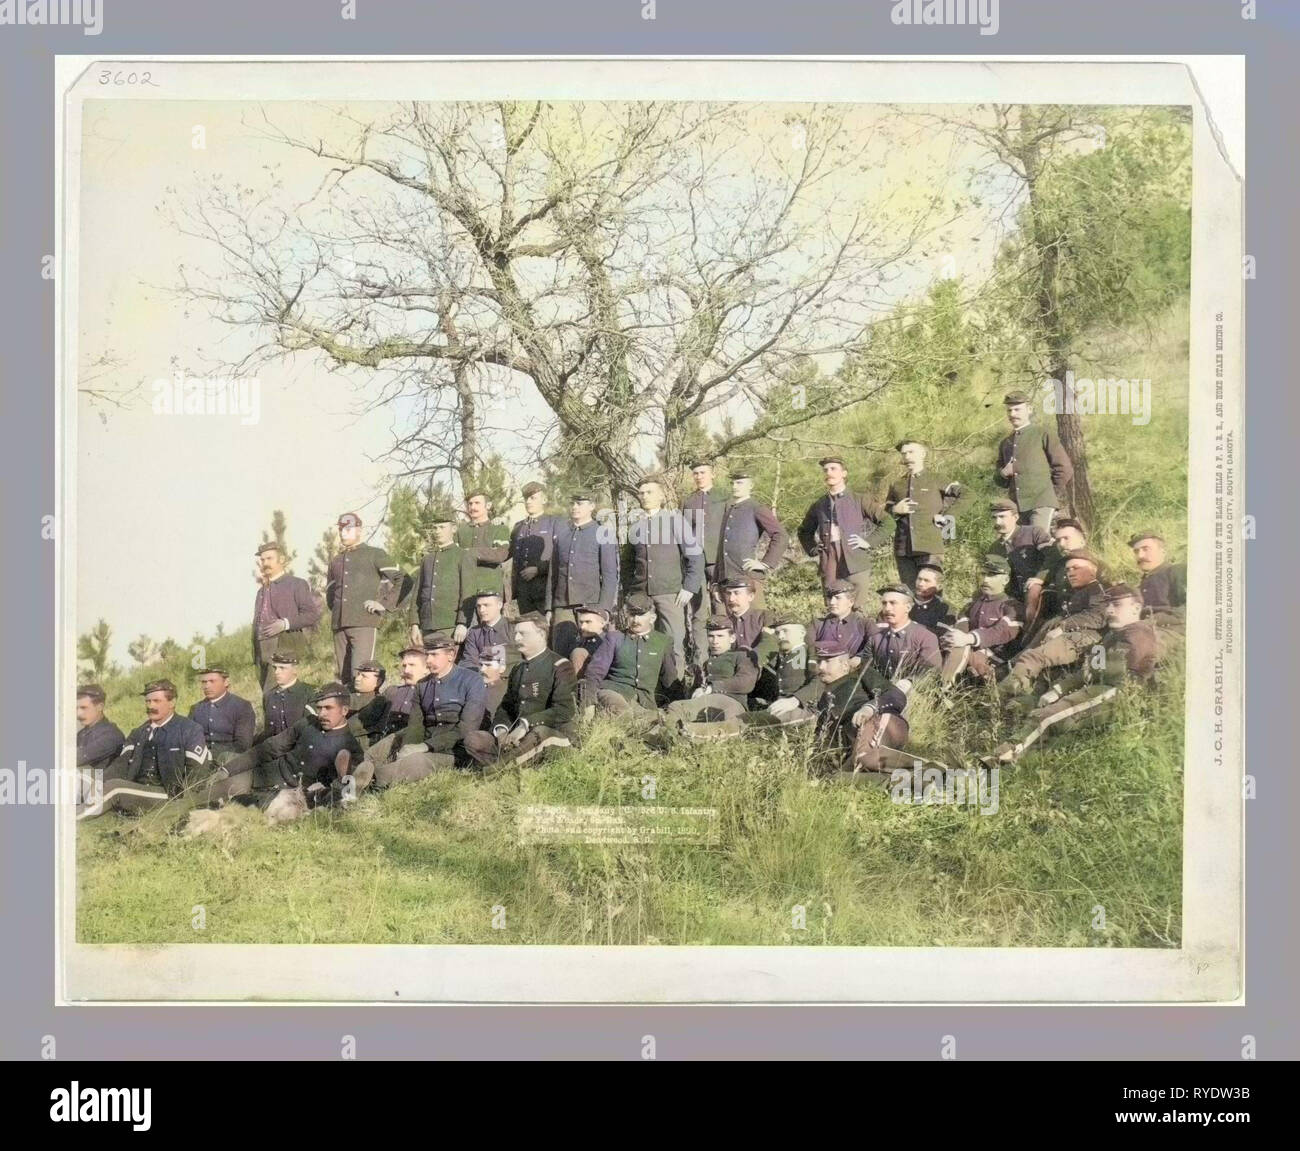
75 391 1187 823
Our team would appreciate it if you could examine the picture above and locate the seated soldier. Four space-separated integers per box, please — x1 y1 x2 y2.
665 618 761 730
257 655 316 742
463 614 578 774
783 642 912 776
909 563 955 637
211 683 365 809
188 667 257 770
755 618 818 706
582 594 681 719
939 554 1024 685
346 659 389 743
1129 531 1187 626
565 604 612 677
861 583 943 685
458 589 518 720
76 684 125 805
380 636 492 782
718 576 777 663
77 680 211 820
999 550 1107 697
1023 517 1087 633
351 647 430 783
808 579 871 656
985 583 1158 765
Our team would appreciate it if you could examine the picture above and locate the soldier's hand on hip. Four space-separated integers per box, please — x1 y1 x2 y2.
847 533 868 551
675 589 692 607
520 566 539 582
851 705 875 728
258 618 290 639
409 625 423 646
742 559 768 573
363 599 386 615
452 625 468 643
1000 461 1016 478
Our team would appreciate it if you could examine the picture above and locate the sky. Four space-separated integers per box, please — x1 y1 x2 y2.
74 98 1011 663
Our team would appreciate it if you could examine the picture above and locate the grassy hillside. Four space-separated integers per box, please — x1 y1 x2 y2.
76 302 1189 948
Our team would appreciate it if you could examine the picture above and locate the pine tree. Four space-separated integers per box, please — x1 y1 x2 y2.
260 508 296 565
77 618 112 679
307 528 339 597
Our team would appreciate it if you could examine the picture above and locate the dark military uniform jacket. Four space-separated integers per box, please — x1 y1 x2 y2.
884 469 962 557
682 487 730 576
459 616 518 672
499 649 578 735
757 647 816 702
1140 562 1187 623
625 509 705 597
995 422 1074 512
189 692 257 752
699 648 760 707
403 665 489 752
797 490 888 577
76 717 125 769
237 718 365 790
326 543 401 629
260 679 316 741
1031 547 1073 619
348 682 419 744
112 714 210 795
991 524 1053 601
584 628 679 709
1057 621 1158 692
725 607 775 660
714 499 788 583
808 611 870 657
408 545 477 634
1046 580 1107 635
794 667 907 752
509 514 562 607
862 621 943 680
252 573 322 663
551 520 620 610
956 593 1023 658
456 521 512 599
910 595 955 636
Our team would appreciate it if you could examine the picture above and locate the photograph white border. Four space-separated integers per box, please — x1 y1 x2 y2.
55 56 1244 1004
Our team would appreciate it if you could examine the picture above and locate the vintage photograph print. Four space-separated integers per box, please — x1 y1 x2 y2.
56 59 1242 1002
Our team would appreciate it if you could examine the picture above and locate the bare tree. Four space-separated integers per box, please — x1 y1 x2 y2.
168 101 954 496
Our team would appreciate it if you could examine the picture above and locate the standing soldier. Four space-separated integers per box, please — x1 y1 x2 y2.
582 594 681 719
251 541 322 688
995 391 1074 531
988 499 1054 603
883 440 963 590
457 491 512 604
188 667 256 770
985 584 1157 765
797 456 888 603
326 511 402 683
77 680 210 820
1128 531 1187 624
550 492 620 658
861 584 943 683
1023 517 1088 630
682 460 731 666
939 555 1024 685
407 510 477 647
467 614 579 773
510 482 561 616
909 563 955 636
714 472 788 608
625 476 705 674
75 685 124 805
258 655 316 741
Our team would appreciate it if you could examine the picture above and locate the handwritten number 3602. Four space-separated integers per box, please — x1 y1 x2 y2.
98 71 160 87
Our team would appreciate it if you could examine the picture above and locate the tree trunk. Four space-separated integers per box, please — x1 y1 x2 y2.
455 361 477 494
